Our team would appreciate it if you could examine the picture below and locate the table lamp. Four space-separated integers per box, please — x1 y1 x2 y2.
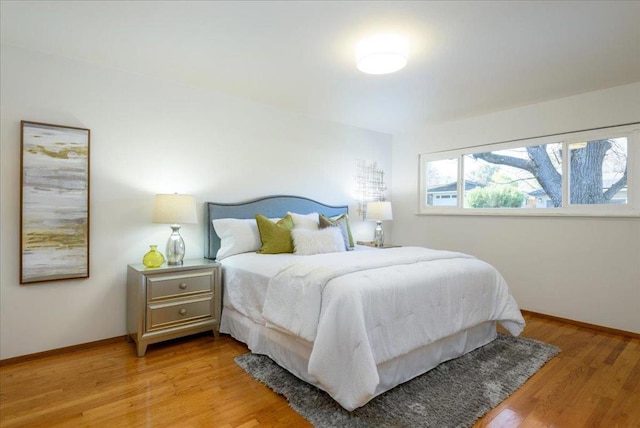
152 193 197 265
365 201 393 247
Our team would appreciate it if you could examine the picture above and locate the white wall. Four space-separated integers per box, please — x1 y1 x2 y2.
393 83 640 334
0 45 392 359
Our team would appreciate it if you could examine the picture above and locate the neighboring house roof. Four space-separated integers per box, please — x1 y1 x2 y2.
428 181 483 192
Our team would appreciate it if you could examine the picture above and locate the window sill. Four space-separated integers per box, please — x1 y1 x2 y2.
416 208 640 218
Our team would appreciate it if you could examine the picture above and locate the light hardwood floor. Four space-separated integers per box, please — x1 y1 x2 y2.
1 312 639 427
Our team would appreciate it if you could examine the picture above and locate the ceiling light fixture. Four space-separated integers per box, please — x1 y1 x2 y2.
356 34 409 75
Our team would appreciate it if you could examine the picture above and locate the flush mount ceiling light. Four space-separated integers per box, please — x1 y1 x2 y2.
356 34 409 75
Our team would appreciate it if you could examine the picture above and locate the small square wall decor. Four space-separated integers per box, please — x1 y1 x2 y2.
20 121 90 284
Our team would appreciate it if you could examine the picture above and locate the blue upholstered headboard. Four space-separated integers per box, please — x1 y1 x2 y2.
205 195 348 260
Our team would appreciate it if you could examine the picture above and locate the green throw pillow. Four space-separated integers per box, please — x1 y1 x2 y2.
255 214 294 254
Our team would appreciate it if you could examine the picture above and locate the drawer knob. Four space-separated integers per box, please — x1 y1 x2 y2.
179 283 187 290
179 308 187 316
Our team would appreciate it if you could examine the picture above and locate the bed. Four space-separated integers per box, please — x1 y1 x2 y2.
205 195 525 411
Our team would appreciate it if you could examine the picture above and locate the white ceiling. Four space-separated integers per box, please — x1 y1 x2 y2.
1 1 639 134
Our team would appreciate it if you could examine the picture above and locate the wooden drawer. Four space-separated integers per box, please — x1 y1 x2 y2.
147 271 213 301
146 295 213 331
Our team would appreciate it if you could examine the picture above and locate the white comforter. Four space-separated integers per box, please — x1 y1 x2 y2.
261 246 525 411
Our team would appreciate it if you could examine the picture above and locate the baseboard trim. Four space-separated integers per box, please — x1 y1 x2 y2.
521 310 640 340
0 335 128 367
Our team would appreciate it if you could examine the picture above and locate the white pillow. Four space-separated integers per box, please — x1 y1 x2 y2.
288 212 319 230
212 218 261 260
291 227 346 255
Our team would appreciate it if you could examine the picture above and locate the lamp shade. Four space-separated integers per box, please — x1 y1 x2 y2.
152 194 197 225
365 201 393 221
356 35 408 75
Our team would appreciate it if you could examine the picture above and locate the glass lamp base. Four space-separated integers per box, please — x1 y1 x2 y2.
166 225 186 265
374 221 384 247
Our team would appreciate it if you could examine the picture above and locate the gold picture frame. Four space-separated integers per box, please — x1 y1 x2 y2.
20 121 90 284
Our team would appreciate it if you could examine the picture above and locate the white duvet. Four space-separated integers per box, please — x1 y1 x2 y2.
258 246 525 411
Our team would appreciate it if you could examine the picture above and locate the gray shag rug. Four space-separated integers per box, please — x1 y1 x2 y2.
235 334 559 427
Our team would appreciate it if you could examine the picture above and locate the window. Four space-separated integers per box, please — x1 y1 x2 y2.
419 124 639 216
463 143 563 209
569 138 628 206
424 158 458 207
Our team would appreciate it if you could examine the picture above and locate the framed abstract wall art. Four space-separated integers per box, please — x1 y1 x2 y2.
20 121 90 284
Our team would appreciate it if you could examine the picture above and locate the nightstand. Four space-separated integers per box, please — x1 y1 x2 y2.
126 258 221 357
357 240 401 249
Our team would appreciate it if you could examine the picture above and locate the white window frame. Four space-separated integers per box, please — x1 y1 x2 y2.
418 124 640 217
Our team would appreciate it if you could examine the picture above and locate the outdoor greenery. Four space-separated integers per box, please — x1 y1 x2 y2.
466 186 524 208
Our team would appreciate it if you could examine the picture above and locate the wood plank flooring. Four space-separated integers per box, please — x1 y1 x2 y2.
1 312 639 427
